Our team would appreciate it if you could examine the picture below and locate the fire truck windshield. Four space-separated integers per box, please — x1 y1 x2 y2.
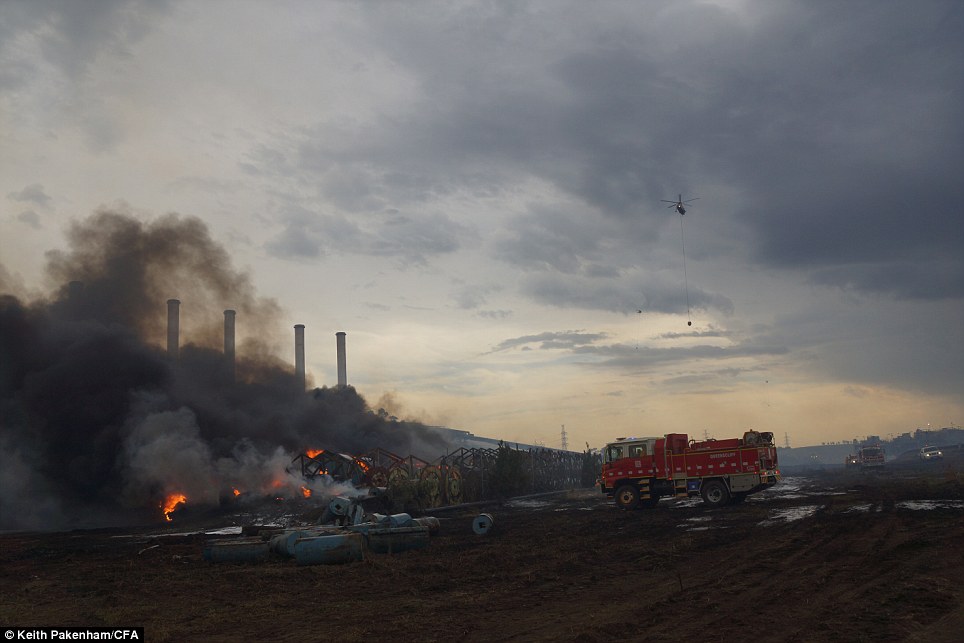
604 445 624 463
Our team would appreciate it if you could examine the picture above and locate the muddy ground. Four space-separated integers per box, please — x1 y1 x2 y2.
2 462 963 642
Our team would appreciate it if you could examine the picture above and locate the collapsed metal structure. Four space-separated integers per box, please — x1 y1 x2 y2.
289 444 592 509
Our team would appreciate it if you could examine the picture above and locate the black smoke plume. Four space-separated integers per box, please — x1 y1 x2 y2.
0 209 448 531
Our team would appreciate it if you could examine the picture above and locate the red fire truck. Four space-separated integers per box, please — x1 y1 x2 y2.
600 431 780 509
855 444 885 469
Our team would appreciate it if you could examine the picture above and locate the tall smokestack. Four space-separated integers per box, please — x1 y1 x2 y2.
223 309 236 381
336 331 347 387
294 324 306 391
167 299 180 360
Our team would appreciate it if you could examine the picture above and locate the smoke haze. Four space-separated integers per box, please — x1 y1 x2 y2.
0 210 448 531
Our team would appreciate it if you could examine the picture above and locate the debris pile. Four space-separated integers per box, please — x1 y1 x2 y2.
202 494 440 565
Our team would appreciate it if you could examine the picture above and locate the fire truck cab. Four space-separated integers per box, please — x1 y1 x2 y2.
600 431 780 509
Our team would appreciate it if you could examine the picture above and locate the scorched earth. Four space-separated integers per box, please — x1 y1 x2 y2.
2 466 963 642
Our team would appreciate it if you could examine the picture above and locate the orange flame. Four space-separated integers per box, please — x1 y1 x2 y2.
232 488 241 497
354 458 370 472
301 486 311 498
161 493 187 522
306 449 324 458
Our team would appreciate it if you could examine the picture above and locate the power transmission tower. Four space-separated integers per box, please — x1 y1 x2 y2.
784 432 791 448
561 424 568 451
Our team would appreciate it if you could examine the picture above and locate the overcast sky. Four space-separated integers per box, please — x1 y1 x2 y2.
2 0 961 450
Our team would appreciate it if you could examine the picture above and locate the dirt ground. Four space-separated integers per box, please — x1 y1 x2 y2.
3 462 963 642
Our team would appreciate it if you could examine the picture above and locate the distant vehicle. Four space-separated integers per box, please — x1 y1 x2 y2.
919 446 943 461
857 445 885 468
846 445 885 469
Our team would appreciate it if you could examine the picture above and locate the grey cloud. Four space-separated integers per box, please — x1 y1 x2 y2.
520 272 734 317
265 206 466 265
808 259 964 301
451 283 498 310
0 0 169 82
657 327 735 340
490 331 607 353
339 1 963 300
477 309 512 320
8 183 51 205
16 210 43 229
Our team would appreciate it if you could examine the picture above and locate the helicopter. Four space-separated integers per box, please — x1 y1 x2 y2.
661 194 698 215
659 193 699 326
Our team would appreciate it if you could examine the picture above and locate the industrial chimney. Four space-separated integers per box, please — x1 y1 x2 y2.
224 309 236 381
336 331 347 387
294 324 306 391
167 299 180 360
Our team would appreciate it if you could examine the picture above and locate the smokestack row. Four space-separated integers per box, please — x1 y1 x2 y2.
163 299 347 390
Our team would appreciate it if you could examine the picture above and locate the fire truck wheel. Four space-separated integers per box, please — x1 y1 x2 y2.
700 480 730 507
614 484 640 510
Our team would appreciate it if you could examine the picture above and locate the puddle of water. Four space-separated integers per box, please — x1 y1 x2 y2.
758 505 820 526
895 500 964 511
505 499 551 509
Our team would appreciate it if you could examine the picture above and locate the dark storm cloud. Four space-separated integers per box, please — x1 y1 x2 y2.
307 0 962 302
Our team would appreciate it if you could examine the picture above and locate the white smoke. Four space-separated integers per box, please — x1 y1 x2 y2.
121 401 219 507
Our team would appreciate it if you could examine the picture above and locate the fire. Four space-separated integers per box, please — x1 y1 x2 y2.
161 493 187 522
232 488 241 497
306 449 324 458
301 486 311 498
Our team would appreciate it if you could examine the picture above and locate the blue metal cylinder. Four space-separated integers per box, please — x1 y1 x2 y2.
366 525 430 554
472 513 494 535
293 532 365 566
